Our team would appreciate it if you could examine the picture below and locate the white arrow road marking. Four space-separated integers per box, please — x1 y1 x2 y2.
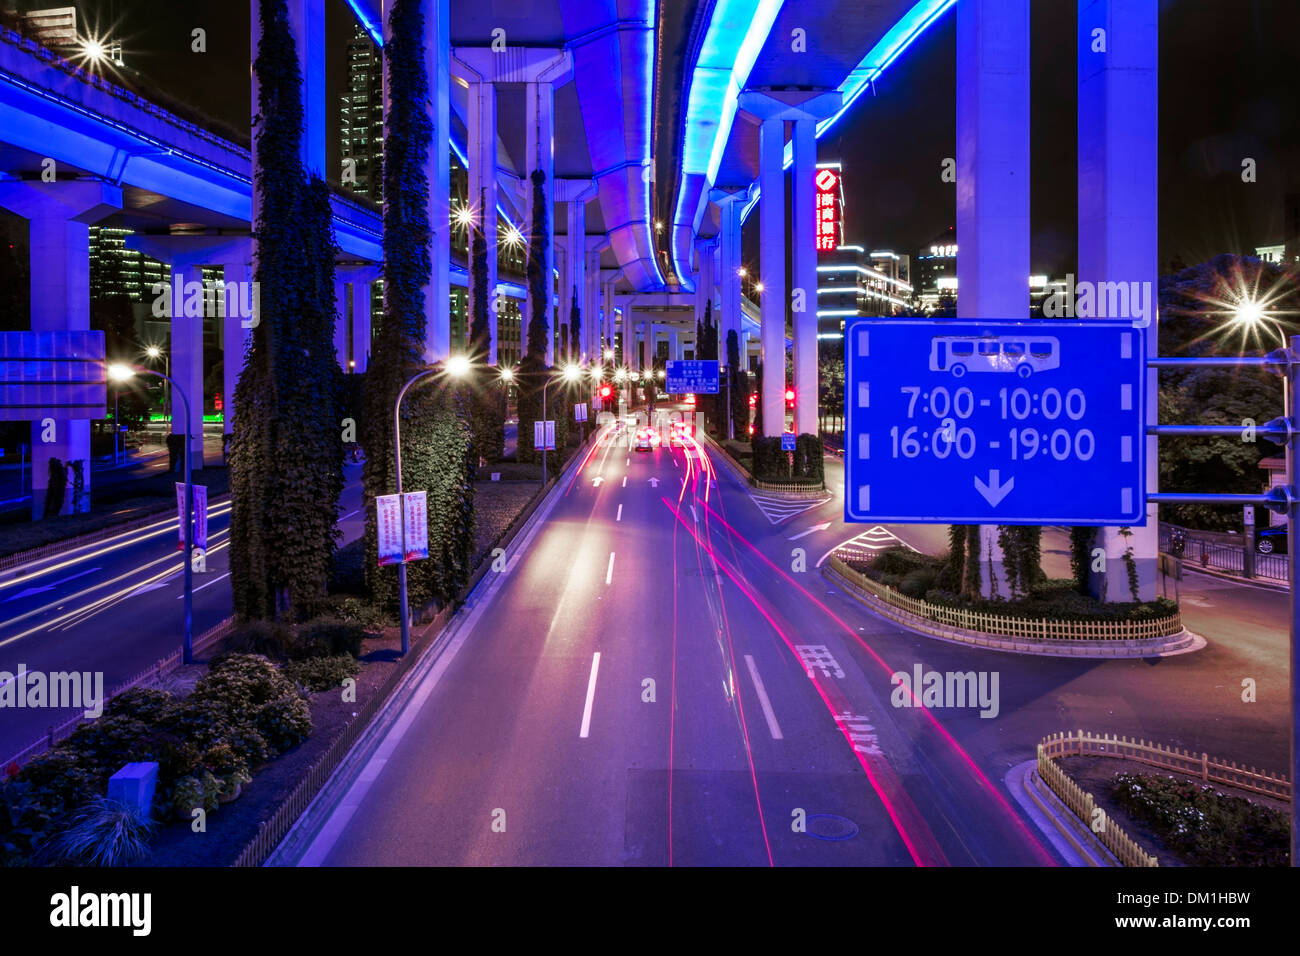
974 469 1014 506
128 571 183 597
744 655 784 740
592 476 604 486
181 571 230 597
648 477 659 488
579 652 601 738
2 567 101 602
788 521 831 541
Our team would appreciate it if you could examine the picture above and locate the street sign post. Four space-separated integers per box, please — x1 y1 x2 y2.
844 318 1146 525
781 432 796 452
666 359 719 395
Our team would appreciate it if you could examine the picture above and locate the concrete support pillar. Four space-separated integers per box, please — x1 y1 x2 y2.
0 180 121 517
565 204 584 360
333 278 349 368
791 118 821 436
623 307 638 371
956 0 1030 598
602 271 619 358
756 115 786 436
453 50 501 365
286 0 326 177
711 187 747 382
168 263 206 470
424 0 451 362
1079 0 1159 601
584 239 605 361
517 53 573 366
352 281 372 372
669 330 680 363
221 257 253 436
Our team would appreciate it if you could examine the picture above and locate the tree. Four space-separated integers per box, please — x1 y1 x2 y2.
818 342 845 433
752 360 764 437
359 0 474 612
230 0 344 620
468 186 504 464
525 170 550 359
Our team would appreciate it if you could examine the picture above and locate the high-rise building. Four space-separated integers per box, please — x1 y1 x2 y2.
88 226 165 303
340 24 384 200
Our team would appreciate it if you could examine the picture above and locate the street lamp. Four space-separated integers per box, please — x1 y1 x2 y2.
109 362 196 663
391 359 471 654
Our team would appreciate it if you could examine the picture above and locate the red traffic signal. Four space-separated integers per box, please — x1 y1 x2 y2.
785 388 795 404
748 394 757 407
599 385 612 399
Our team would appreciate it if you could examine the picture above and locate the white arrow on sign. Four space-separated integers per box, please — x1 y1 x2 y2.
788 522 831 541
648 477 660 488
974 470 1014 506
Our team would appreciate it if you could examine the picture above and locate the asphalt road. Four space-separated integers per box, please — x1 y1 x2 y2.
295 422 1060 866
0 462 366 760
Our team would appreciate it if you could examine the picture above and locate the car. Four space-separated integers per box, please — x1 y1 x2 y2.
634 428 660 452
1257 526 1287 554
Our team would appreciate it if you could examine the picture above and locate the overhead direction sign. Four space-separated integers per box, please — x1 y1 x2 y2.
666 359 719 395
0 331 106 420
844 318 1146 526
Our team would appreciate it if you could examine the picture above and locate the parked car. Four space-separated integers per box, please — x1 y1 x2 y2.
1257 526 1288 554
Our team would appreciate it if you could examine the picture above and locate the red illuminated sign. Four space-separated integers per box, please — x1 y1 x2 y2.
814 169 840 254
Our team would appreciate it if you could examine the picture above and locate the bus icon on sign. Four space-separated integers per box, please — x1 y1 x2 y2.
929 335 1060 378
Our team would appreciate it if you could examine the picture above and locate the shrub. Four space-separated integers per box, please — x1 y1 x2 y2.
200 741 249 777
292 617 365 660
330 595 393 630
1111 772 1288 867
32 797 156 867
285 655 360 692
253 696 313 753
192 654 298 712
327 538 367 596
751 436 788 480
793 433 824 483
899 568 937 598
170 771 223 818
224 620 295 659
105 688 175 724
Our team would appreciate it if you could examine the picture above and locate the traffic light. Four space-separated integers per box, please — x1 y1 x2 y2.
785 388 795 406
748 393 757 407
599 384 612 400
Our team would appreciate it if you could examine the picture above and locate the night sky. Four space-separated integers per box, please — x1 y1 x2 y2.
71 0 1300 276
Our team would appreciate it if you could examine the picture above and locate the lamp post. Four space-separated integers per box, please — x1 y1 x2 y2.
109 363 194 663
539 363 582 486
392 357 470 655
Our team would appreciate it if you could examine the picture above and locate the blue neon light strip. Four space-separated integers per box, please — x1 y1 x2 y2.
741 0 956 224
343 0 383 46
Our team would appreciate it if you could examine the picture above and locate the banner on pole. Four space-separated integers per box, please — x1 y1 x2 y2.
403 491 428 562
175 482 208 553
376 493 403 566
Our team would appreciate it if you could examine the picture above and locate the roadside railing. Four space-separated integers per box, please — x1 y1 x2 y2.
1158 525 1287 583
1039 729 1290 802
828 555 1183 643
1036 741 1159 867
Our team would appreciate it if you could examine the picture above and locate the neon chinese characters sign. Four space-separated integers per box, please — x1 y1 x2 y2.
815 168 840 254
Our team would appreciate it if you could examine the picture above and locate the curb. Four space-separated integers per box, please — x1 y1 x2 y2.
261 436 592 866
1004 759 1116 867
1181 562 1288 592
824 561 1206 660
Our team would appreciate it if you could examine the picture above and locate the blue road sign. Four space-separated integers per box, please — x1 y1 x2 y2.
844 318 1146 525
781 432 796 451
666 359 719 394
0 331 106 421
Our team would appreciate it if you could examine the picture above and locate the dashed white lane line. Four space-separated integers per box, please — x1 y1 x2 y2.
622 476 627 488
616 504 623 521
605 551 616 585
744 655 783 740
580 652 601 738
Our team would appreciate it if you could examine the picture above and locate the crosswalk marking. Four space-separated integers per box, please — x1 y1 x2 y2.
748 491 832 525
816 526 916 567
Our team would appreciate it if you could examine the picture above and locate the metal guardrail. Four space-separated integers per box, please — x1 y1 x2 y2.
1157 527 1288 582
